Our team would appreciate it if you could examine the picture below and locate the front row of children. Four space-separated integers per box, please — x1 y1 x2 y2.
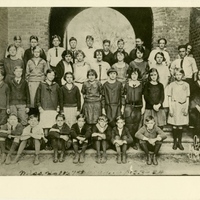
0 112 167 166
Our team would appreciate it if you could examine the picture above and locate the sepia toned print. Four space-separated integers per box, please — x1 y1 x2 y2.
0 7 200 176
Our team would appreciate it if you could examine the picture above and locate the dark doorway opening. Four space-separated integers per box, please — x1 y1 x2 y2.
49 7 153 50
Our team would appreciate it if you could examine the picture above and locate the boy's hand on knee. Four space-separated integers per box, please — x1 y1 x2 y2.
25 108 30 114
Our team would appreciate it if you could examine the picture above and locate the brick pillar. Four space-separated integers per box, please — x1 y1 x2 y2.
0 8 8 61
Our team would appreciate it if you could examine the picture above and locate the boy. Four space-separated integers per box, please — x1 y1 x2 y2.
8 66 30 126
111 116 133 164
102 39 114 66
0 69 10 126
82 35 96 65
5 36 25 60
47 35 65 70
24 35 46 67
148 38 170 67
135 115 167 165
129 37 150 61
70 114 91 164
113 39 130 64
91 115 112 164
69 37 77 64
13 114 47 165
48 114 72 163
102 68 124 127
0 114 23 164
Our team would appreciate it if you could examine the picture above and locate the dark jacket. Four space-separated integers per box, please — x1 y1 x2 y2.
8 78 30 107
35 81 61 110
111 126 133 144
24 48 46 67
48 123 71 139
0 123 23 138
70 123 91 139
54 60 74 86
91 124 112 142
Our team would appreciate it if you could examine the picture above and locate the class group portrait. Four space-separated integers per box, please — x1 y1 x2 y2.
0 7 199 174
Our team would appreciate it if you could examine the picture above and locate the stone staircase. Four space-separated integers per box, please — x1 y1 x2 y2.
21 125 194 156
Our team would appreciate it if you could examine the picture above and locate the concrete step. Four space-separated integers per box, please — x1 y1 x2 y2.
163 131 193 143
19 142 192 156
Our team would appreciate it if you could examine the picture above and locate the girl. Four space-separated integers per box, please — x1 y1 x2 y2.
143 68 166 128
123 68 145 150
81 69 102 125
26 46 49 111
111 116 133 164
190 70 200 137
60 72 81 128
55 50 74 86
24 35 46 67
73 50 91 107
5 36 24 60
168 68 190 150
128 46 149 83
48 114 71 163
92 49 110 85
112 51 129 84
35 69 61 137
91 115 112 164
148 38 171 68
4 44 24 83
151 52 171 108
70 114 91 164
135 115 167 165
101 68 124 127
0 69 10 126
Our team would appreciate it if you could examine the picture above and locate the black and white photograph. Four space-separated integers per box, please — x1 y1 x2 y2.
1 1 200 199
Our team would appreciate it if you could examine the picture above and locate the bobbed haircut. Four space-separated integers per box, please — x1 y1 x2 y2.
154 52 166 62
62 50 72 59
64 71 75 81
87 69 98 79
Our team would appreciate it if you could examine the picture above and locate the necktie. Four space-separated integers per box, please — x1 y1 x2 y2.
55 48 58 57
99 64 102 81
11 126 13 131
180 58 184 68
30 128 33 133
72 51 75 63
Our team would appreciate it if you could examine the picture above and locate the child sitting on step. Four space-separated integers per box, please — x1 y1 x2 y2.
70 114 91 164
91 115 112 164
111 116 133 164
0 114 23 164
13 114 47 165
135 115 167 165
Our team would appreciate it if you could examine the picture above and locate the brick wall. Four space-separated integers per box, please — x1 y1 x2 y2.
7 7 50 53
152 7 191 61
0 8 8 61
190 8 200 69
5 7 191 63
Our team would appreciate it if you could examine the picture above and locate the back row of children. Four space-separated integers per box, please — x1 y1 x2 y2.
0 35 198 165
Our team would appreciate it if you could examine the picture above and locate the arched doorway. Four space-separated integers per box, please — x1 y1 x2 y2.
49 7 153 51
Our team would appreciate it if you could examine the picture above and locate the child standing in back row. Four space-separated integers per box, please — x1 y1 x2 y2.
35 69 61 138
26 46 49 113
168 68 190 150
101 68 124 127
8 66 30 126
82 69 102 125
60 72 81 128
0 69 10 125
143 68 166 128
